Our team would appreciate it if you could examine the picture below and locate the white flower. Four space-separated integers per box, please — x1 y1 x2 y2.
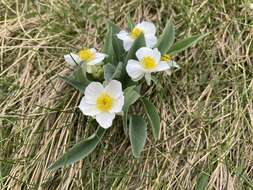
79 80 124 129
126 47 171 81
250 3 253 10
160 54 180 69
64 48 106 66
117 21 157 51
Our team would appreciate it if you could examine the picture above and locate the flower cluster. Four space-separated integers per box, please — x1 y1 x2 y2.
49 19 204 170
64 21 180 128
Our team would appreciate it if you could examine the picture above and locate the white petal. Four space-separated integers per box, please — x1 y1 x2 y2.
87 53 106 65
155 61 171 71
126 59 145 80
110 95 124 113
117 31 134 51
136 21 156 35
136 47 154 61
79 97 100 116
104 80 123 99
123 38 134 51
168 61 180 68
117 30 129 40
145 35 157 48
96 112 115 129
84 82 104 104
64 53 82 66
90 48 97 53
152 48 161 62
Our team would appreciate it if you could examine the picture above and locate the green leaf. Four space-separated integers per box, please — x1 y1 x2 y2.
156 20 175 55
107 20 121 33
129 115 147 158
103 64 115 81
196 172 209 190
103 26 117 65
48 127 105 171
141 97 160 142
112 61 123 79
127 14 134 31
112 34 125 62
168 34 207 55
74 64 90 85
59 75 85 92
103 62 123 82
106 20 125 63
123 86 141 111
123 86 141 135
59 65 90 92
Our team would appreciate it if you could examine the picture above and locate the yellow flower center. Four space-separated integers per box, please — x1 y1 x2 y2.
161 54 172 61
141 56 157 70
96 93 113 112
130 27 143 39
79 49 95 61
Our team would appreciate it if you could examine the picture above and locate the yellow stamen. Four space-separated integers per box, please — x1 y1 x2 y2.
130 27 143 39
79 49 95 62
161 54 172 61
96 93 113 112
141 56 156 70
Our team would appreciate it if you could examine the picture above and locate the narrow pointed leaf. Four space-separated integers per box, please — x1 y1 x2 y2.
107 20 125 62
59 75 86 92
59 64 90 92
112 34 125 62
122 86 141 135
141 97 160 141
103 64 115 81
74 64 90 85
168 34 207 55
103 27 117 65
48 127 105 171
127 14 134 31
111 61 123 79
107 20 121 33
129 115 147 158
103 62 123 82
156 20 175 55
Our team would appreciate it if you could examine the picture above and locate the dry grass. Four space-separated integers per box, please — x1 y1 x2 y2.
1 0 253 189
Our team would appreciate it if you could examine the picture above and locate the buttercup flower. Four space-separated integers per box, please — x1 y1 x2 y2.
117 21 157 51
64 48 106 66
126 47 171 81
79 80 124 129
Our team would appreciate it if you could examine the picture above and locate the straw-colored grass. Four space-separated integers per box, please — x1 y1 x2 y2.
1 0 253 189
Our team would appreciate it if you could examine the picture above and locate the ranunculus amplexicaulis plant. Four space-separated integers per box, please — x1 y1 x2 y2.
48 18 206 171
